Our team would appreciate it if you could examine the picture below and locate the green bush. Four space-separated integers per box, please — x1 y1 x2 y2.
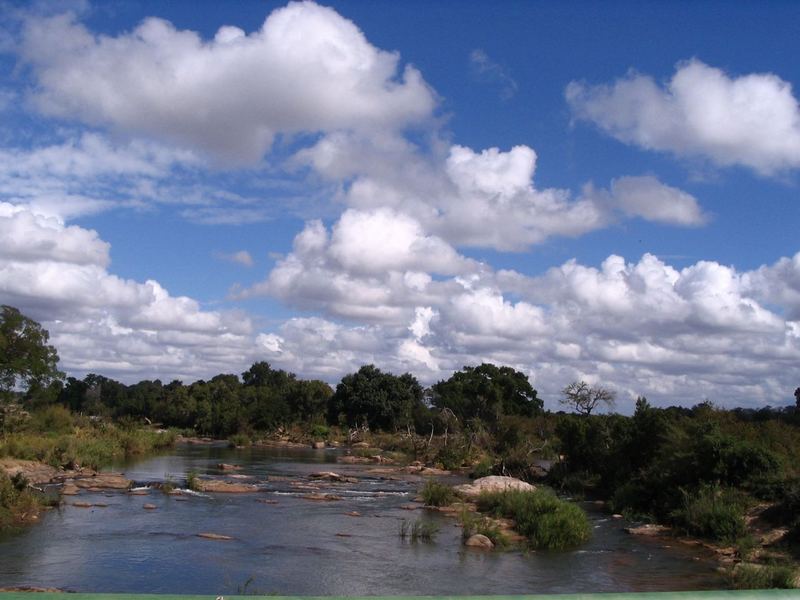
671 485 746 543
228 432 252 448
732 563 796 589
420 479 454 507
476 488 591 550
29 405 74 435
310 424 330 439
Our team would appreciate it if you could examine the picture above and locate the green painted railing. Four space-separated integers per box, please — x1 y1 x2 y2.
1 593 799 600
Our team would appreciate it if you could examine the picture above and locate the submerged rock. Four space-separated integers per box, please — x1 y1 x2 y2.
301 493 342 501
217 463 242 471
197 532 233 540
453 476 534 499
309 471 357 483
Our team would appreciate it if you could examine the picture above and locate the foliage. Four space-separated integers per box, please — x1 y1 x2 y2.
431 363 542 426
0 472 40 531
186 470 200 491
671 485 747 543
731 563 797 589
459 510 507 547
0 305 63 398
420 479 455 507
398 518 438 543
560 380 615 416
476 489 591 550
328 364 423 431
0 423 176 470
228 432 252 448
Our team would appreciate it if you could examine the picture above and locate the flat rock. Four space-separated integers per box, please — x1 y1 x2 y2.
197 532 233 540
71 501 93 508
337 455 372 464
61 483 80 496
196 479 259 493
351 441 370 448
345 511 362 517
0 459 59 485
74 473 131 490
465 534 494 549
143 503 157 510
453 476 534 498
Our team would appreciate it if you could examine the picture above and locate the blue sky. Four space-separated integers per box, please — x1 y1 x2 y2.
1 0 799 411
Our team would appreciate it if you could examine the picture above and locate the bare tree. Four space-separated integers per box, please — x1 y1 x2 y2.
560 381 615 416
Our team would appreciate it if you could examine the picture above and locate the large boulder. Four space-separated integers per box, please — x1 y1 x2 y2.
453 476 535 499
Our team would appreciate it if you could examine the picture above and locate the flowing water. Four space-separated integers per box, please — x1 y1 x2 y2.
0 443 726 595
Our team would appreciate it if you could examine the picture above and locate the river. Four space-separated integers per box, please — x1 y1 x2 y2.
0 443 726 595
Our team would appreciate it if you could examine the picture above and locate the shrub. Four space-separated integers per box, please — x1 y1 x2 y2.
671 485 746 543
29 405 74 435
310 424 330 439
0 473 40 531
732 563 796 589
420 479 454 507
228 432 252 448
476 489 591 550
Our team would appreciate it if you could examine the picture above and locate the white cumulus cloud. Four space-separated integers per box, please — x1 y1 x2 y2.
567 59 800 175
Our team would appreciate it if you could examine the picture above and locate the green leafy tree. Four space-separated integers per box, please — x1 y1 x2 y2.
329 365 423 431
431 363 541 425
0 305 63 398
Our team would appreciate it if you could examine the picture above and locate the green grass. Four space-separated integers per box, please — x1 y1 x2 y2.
459 509 508 547
671 485 747 544
476 488 591 550
420 479 455 507
732 563 797 589
186 469 201 492
0 424 177 470
398 518 439 543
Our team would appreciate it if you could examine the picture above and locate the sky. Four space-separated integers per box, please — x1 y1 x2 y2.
1 0 799 412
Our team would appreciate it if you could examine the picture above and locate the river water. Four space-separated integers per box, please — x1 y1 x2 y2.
0 443 726 595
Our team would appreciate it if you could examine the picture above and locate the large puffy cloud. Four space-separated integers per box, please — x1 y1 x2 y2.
20 2 435 164
300 136 701 252
567 59 800 175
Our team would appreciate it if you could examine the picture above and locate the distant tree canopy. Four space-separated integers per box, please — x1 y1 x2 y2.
0 305 63 398
328 364 424 431
431 363 542 425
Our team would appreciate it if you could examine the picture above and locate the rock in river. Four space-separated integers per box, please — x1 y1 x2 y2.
196 479 259 493
465 534 494 549
74 473 132 490
453 476 534 499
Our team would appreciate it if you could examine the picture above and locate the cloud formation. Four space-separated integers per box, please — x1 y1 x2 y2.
567 59 800 175
20 2 436 165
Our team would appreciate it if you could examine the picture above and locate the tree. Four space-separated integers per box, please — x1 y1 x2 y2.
328 365 423 431
795 387 800 409
0 305 63 397
431 363 542 425
560 380 615 416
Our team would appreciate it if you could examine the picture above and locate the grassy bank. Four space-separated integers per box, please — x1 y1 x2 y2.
0 472 41 531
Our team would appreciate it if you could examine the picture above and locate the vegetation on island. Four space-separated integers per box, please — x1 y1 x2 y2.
3 305 800 585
